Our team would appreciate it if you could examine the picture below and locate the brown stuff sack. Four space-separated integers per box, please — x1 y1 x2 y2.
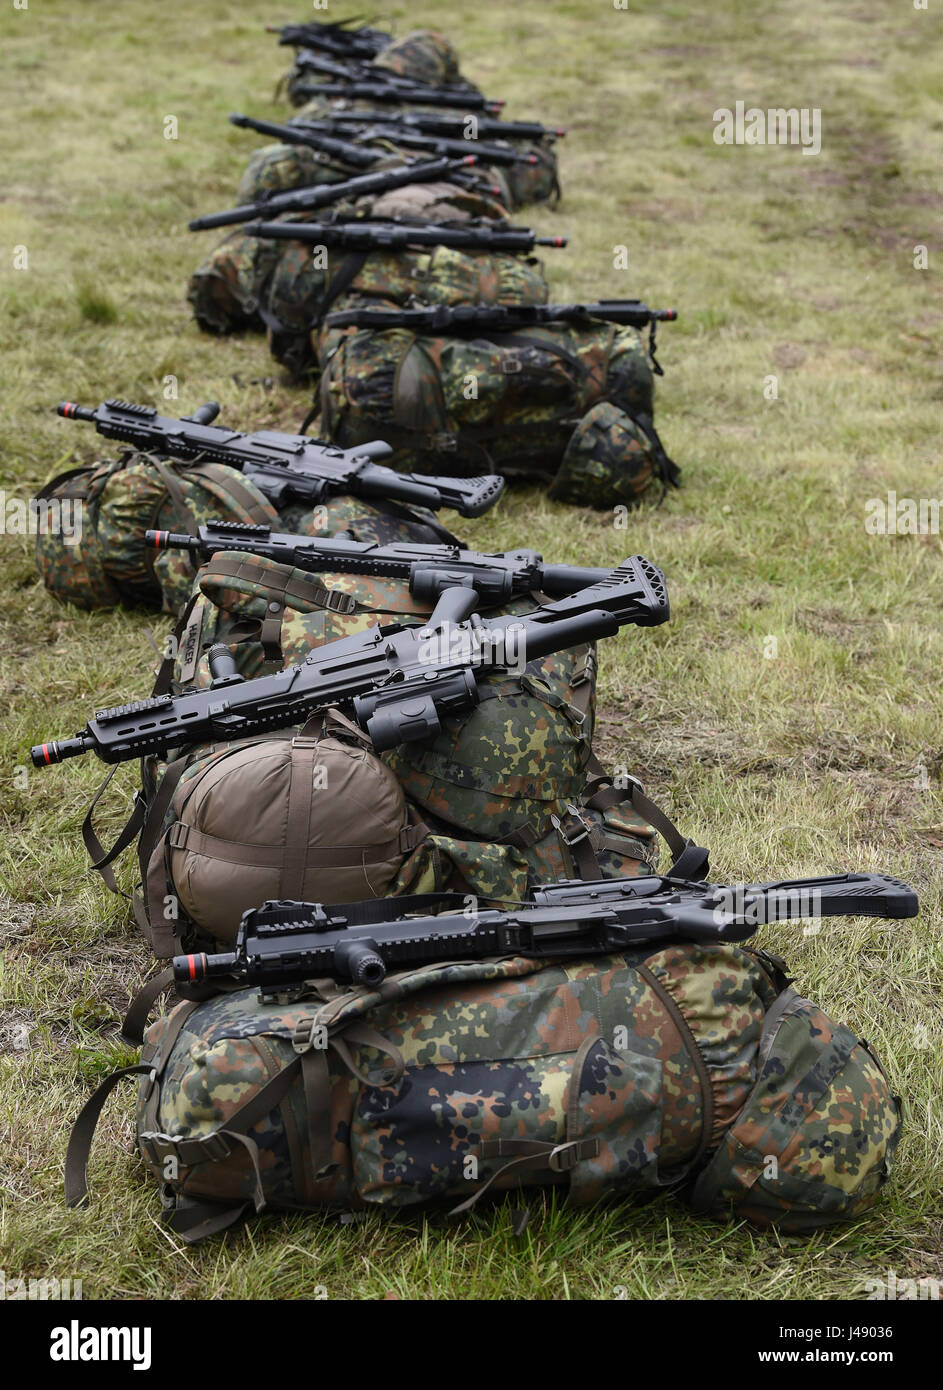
145 714 425 954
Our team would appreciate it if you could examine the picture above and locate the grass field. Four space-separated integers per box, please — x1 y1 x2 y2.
1 0 941 1301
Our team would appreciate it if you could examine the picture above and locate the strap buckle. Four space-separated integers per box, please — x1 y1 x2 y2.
501 356 523 375
547 1142 581 1173
550 804 592 848
138 1130 232 1167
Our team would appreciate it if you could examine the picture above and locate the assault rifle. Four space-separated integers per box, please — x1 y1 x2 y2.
324 300 676 372
231 113 538 168
229 115 379 170
146 521 611 605
188 156 496 232
292 82 503 113
326 300 677 334
56 400 504 517
300 109 565 142
173 872 920 993
30 557 668 766
291 48 482 97
244 217 566 253
267 19 392 58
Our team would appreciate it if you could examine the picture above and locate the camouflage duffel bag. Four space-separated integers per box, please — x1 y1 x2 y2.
34 452 278 613
317 319 679 507
67 942 901 1240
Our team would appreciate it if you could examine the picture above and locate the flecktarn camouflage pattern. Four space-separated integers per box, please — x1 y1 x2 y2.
35 452 278 613
132 942 900 1239
371 30 469 88
35 449 448 617
689 993 902 1228
130 550 658 951
316 318 667 507
265 237 549 377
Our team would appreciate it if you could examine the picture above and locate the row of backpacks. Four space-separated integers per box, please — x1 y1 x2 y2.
185 24 680 508
36 18 905 1245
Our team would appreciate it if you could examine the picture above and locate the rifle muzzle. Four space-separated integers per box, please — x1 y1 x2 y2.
173 950 240 984
30 736 93 767
145 529 198 553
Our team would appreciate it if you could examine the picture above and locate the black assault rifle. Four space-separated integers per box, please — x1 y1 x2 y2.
291 48 484 100
229 115 380 170
173 872 919 993
146 521 612 606
56 400 505 516
230 113 536 168
188 156 496 232
326 299 677 334
297 109 565 142
292 82 503 113
324 300 676 373
267 19 392 58
30 558 668 767
243 217 566 253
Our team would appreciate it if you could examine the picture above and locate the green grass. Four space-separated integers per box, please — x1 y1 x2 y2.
1 0 941 1300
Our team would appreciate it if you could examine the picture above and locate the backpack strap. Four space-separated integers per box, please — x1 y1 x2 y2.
199 551 358 667
79 588 205 900
580 752 709 880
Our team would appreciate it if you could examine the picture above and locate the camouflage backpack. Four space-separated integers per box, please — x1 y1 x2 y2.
34 442 449 616
265 235 550 378
83 551 678 960
67 939 902 1240
234 127 556 219
34 451 277 613
316 318 680 507
188 173 511 344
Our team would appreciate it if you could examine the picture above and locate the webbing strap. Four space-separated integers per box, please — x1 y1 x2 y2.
65 1065 155 1208
551 804 605 881
314 250 370 328
164 1199 253 1243
448 1137 600 1215
581 753 709 880
80 772 146 895
281 740 318 900
202 551 358 616
120 966 175 1047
